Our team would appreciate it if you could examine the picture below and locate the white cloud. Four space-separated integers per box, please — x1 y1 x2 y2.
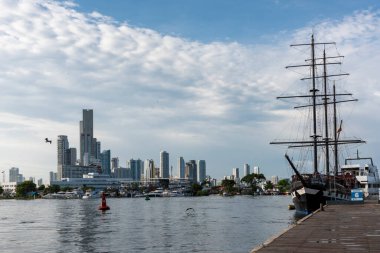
0 0 379 181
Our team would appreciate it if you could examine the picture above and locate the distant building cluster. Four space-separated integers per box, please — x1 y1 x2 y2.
1 167 43 193
50 109 208 187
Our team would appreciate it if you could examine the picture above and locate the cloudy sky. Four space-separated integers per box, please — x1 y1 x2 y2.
1 0 380 183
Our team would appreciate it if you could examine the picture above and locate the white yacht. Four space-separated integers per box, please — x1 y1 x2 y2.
341 151 379 198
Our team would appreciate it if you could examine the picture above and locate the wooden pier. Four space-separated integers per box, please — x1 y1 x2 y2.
252 201 380 252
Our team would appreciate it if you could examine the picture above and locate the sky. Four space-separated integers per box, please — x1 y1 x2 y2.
1 0 380 183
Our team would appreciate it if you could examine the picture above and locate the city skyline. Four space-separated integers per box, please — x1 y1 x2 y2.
0 1 380 183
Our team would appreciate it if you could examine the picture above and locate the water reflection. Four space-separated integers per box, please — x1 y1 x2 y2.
0 196 294 253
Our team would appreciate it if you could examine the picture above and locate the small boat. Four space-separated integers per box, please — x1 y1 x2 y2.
145 196 150 201
288 204 295 210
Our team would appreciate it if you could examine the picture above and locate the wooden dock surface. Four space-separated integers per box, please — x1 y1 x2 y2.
252 202 380 252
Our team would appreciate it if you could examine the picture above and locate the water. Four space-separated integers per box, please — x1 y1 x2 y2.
0 195 295 253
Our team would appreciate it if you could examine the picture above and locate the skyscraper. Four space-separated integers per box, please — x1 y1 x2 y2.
111 157 119 171
197 160 206 183
9 167 19 182
80 109 93 165
57 135 69 167
253 166 260 174
178 157 185 179
244 164 250 177
100 150 111 175
160 151 169 179
232 168 240 179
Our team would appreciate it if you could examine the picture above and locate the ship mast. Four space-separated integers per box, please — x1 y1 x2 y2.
322 49 330 175
270 34 365 174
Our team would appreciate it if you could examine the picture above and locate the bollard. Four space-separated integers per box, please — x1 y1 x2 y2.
320 203 324 211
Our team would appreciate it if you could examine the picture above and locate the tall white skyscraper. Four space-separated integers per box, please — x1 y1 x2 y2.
253 166 260 174
80 109 93 165
178 157 185 179
197 160 206 183
160 151 169 178
244 164 250 177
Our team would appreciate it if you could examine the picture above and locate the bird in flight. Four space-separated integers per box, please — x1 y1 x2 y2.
45 138 52 144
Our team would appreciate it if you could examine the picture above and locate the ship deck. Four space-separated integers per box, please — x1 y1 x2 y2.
252 200 380 252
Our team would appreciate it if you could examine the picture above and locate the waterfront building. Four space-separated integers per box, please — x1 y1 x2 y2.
111 157 119 172
9 167 19 182
52 172 124 190
100 150 111 175
57 135 69 167
49 171 58 184
253 166 260 174
128 159 143 181
160 151 169 179
65 148 77 166
185 160 197 182
37 178 43 187
79 109 94 165
144 159 155 180
244 164 250 177
197 160 206 183
178 157 185 179
271 175 279 185
57 164 99 180
1 181 20 193
29 177 35 183
112 167 130 179
232 168 240 179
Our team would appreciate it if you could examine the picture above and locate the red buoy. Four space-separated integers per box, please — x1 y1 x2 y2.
98 192 110 211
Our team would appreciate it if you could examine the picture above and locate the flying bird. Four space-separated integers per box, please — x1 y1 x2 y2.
45 138 52 144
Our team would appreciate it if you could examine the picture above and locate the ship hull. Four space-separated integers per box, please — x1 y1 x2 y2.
291 183 350 214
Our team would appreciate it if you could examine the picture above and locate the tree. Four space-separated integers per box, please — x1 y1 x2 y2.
37 184 45 191
221 179 236 194
277 179 291 193
264 181 274 191
241 173 266 193
191 183 202 196
0 186 3 195
44 184 61 194
16 181 37 198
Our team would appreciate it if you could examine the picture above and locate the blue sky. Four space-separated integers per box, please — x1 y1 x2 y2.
73 0 380 43
1 0 380 183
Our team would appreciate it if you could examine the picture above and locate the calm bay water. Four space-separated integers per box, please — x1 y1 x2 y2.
0 195 295 253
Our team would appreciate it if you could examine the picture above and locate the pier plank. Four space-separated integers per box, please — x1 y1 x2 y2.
253 203 380 253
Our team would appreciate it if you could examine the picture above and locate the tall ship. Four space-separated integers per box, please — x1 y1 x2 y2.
271 35 368 214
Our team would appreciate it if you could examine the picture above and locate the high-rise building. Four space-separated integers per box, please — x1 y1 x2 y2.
64 148 77 166
271 176 279 185
128 159 143 181
253 166 260 174
49 171 57 184
100 150 111 175
244 164 250 177
185 160 197 182
197 160 206 183
232 168 240 179
144 159 155 180
160 151 169 179
9 167 19 182
111 157 119 171
178 157 185 179
57 135 69 167
80 109 94 165
37 178 43 187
